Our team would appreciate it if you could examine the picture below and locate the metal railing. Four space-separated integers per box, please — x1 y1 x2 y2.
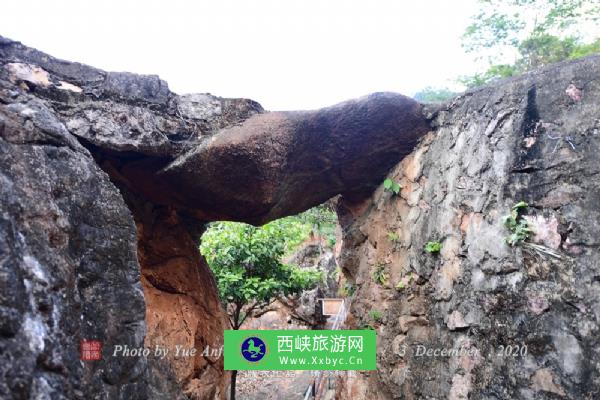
303 300 347 400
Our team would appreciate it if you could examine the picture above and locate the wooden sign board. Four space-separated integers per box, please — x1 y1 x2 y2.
321 298 344 316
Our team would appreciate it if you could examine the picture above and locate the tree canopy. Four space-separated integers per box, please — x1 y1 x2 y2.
413 87 459 103
200 207 334 400
461 0 600 87
414 0 600 100
200 212 328 329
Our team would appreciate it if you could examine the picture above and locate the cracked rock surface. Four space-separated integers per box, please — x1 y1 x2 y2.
335 54 600 400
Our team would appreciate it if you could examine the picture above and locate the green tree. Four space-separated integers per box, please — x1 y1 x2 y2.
296 203 338 248
200 218 322 400
413 87 458 103
461 0 600 87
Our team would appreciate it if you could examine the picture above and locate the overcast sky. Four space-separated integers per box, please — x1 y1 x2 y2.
1 0 480 110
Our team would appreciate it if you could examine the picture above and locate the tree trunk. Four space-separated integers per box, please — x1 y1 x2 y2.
230 370 238 400
229 321 241 400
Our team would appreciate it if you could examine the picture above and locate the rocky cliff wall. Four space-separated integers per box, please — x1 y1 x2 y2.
335 55 600 399
0 65 149 398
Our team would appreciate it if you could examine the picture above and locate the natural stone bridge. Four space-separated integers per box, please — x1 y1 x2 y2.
1 35 599 399
0 35 429 399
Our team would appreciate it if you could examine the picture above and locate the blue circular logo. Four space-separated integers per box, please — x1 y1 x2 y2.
241 336 266 362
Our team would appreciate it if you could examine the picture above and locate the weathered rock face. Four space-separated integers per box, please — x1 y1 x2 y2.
0 37 238 399
71 91 427 225
0 37 429 226
0 35 428 399
135 205 230 399
335 55 600 399
0 71 148 398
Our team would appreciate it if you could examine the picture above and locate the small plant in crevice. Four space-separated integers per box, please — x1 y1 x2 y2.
339 282 357 297
333 266 341 281
424 241 442 253
327 236 336 248
372 263 389 286
383 178 402 196
502 201 563 259
502 201 532 246
387 231 400 243
395 273 415 291
368 309 383 323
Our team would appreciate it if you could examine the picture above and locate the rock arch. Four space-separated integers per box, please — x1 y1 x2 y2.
0 36 428 399
3 36 598 400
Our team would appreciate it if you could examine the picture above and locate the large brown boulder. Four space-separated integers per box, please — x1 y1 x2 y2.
0 36 429 226
162 92 428 224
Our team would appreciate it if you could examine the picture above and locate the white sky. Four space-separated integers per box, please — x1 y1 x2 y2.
0 0 480 110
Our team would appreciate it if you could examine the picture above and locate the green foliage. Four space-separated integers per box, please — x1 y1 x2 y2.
372 264 389 286
461 0 600 87
200 203 338 329
361 309 384 329
513 201 529 210
333 266 341 281
463 0 598 54
502 201 533 246
459 64 520 88
413 87 458 103
569 37 600 58
200 218 321 328
395 273 415 291
339 282 357 297
424 241 442 253
295 203 338 249
368 310 383 323
519 34 578 67
387 231 400 243
383 178 401 196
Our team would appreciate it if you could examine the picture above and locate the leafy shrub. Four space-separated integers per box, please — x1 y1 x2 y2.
413 87 458 103
200 219 321 329
339 282 356 297
501 201 566 259
296 203 338 249
396 273 415 291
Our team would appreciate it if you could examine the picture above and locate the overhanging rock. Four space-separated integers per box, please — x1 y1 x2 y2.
1 35 430 225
